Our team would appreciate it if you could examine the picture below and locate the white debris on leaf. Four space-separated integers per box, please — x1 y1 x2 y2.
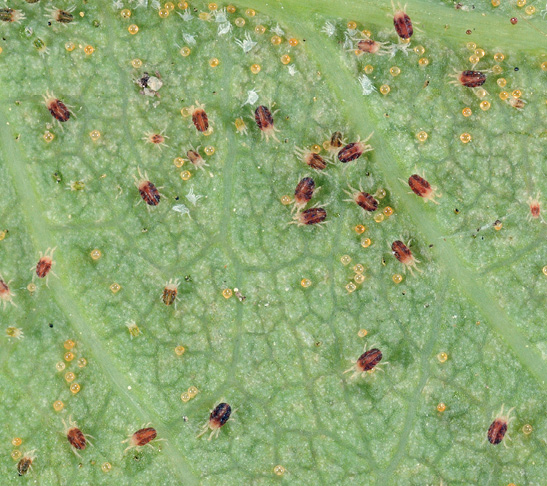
243 89 259 106
173 204 191 217
235 32 257 53
271 24 285 36
321 21 335 37
343 32 354 50
185 186 203 206
358 74 376 95
288 65 298 76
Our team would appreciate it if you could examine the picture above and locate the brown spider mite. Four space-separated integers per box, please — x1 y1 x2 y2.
254 105 280 142
197 402 234 440
17 451 36 476
391 240 421 274
449 70 487 88
487 405 515 445
293 177 316 211
123 425 163 453
186 147 208 170
0 8 26 23
344 345 386 380
344 184 378 212
391 2 413 40
162 278 180 306
190 101 209 133
337 134 373 163
62 417 93 458
143 130 169 149
527 194 544 222
35 247 56 281
43 92 71 123
134 168 161 206
46 6 75 24
295 146 327 171
329 131 345 152
355 38 393 56
0 274 15 308
291 207 327 227
407 174 440 204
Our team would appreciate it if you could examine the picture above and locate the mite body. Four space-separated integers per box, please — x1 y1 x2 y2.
47 6 75 24
187 148 208 169
392 4 413 40
123 426 161 453
35 247 56 281
527 194 544 222
295 146 327 171
63 417 93 458
449 70 487 88
0 8 25 23
162 279 180 306
487 405 514 445
17 451 36 476
408 174 440 203
134 169 161 206
337 134 373 163
191 101 209 133
344 345 385 379
197 402 234 440
291 207 327 227
44 92 71 123
293 177 316 211
0 275 15 308
254 105 280 142
344 184 378 212
355 38 392 56
391 240 421 274
143 131 168 149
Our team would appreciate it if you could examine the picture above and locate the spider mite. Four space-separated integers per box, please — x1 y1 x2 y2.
294 146 327 171
344 184 378 212
0 274 15 308
527 194 544 222
254 105 280 142
391 240 421 274
35 247 56 281
134 168 161 206
507 97 526 110
392 2 413 40
162 278 180 306
487 405 515 445
17 451 36 476
0 8 26 23
344 345 385 380
408 174 440 204
337 134 373 163
43 92 71 123
143 130 169 150
186 147 208 170
449 70 487 88
123 425 163 453
46 6 75 24
354 38 392 56
190 101 209 133
291 207 327 227
63 417 93 458
329 131 345 153
197 402 234 440
293 177 316 212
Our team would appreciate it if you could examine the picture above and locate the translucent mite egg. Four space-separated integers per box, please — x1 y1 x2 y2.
311 144 321 153
494 52 504 62
414 45 425 55
361 238 372 248
392 274 403 284
128 24 139 35
358 329 368 337
208 2 218 10
53 400 64 411
460 133 472 143
227 5 236 13
27 282 36 293
12 437 22 447
541 62 547 71
251 64 261 74
271 35 282 45
347 21 357 30
165 2 175 10
173 157 185 168
180 171 192 181
234 17 245 27
355 224 366 234
491 0 500 5
374 213 385 223
480 101 491 111
254 25 266 35
492 65 503 74
84 45 94 55
65 372 75 383
120 9 131 18
354 274 365 284
70 383 81 394
418 58 429 66
110 283 121 293
416 131 428 142
525 5 535 13
181 392 191 402
364 64 374 74
209 58 219 68
437 352 448 363
64 339 75 350
390 66 401 76
188 386 199 398
281 55 291 65
65 42 75 51
345 282 357 293
89 249 102 260
56 361 66 372
274 465 286 476
512 89 522 98
222 289 233 299
475 48 485 58
340 255 352 265
64 352 75 362
437 403 446 412
466 42 477 51
280 195 292 205
301 279 312 288
522 424 533 434
499 91 509 100
475 88 487 98
181 107 192 117
469 55 479 64
497 78 507 87
245 8 255 16
542 265 547 276
380 84 390 95
175 345 185 355
354 264 365 274
77 358 87 368
43 131 55 143
180 46 191 57
131 58 142 68
204 146 215 156
517 0 526 6
11 450 21 461
383 207 394 217
89 130 101 141
375 188 386 199
101 462 112 473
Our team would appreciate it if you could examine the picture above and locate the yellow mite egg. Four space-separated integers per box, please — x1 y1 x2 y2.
362 29 372 37
469 55 479 64
347 21 357 30
311 144 321 153
0 231 5 241
390 66 401 76
541 62 547 71
375 188 386 199
542 265 547 276
522 424 533 435
128 24 139 35
355 224 366 234
77 358 87 368
364 64 374 74
300 278 312 288
281 55 291 65
271 35 282 45
466 42 477 51
56 361 66 372
392 274 403 284
525 5 535 14
418 58 430 66
64 339 75 350
494 220 503 231
274 465 286 476
180 46 191 57
280 195 292 205
499 91 509 100
383 206 394 217
492 64 503 74
361 238 372 248
517 0 526 6
188 386 199 397
227 5 236 13
374 213 384 223
65 372 75 383
345 282 357 293
120 9 131 18
208 2 218 10
175 345 186 355
354 264 365 274
414 45 425 55
222 288 233 299
180 171 192 181
53 400 64 412
512 89 522 98
354 274 365 284
234 17 245 27
89 130 101 141
491 0 500 6
251 64 261 74
245 8 255 16
11 450 21 461
209 58 219 67
480 101 491 111
380 84 390 95
340 255 352 265
475 88 487 98
497 78 507 87
110 283 121 293
181 392 191 403
494 52 504 62
43 131 55 143
437 352 448 363
462 107 472 117
70 383 81 394
255 24 266 35
204 146 215 156
158 8 169 18
173 157 185 168
437 403 446 412
475 48 485 58
12 437 22 447
181 107 192 117
165 2 175 10
460 133 472 143
65 42 75 51
101 462 112 473
416 131 428 142
289 38 299 46
357 328 368 337
64 352 75 362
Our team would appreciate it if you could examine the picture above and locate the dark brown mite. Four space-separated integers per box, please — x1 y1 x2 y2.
294 177 315 209
162 280 179 306
337 137 373 163
187 149 207 169
487 419 507 445
67 427 87 450
53 9 74 23
0 8 23 23
393 10 413 39
330 131 343 148
36 256 52 278
17 456 33 476
357 348 382 372
192 105 209 132
254 105 274 131
307 152 327 170
138 180 160 206
209 403 232 429
292 207 327 226
459 70 487 88
391 240 413 264
45 96 70 122
354 192 378 212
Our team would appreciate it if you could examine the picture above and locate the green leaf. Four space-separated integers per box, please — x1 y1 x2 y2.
1 0 546 484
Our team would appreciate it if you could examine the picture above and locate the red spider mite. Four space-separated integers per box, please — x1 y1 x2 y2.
408 174 440 204
0 274 15 308
191 101 209 133
134 168 161 206
527 194 544 222
391 240 421 274
187 147 208 170
197 402 234 440
291 207 327 226
254 105 280 142
295 146 327 171
35 247 56 280
449 70 487 88
162 278 180 306
392 3 413 40
0 8 25 23
344 184 378 212
123 425 162 453
355 38 392 56
46 6 75 24
294 177 316 211
487 405 515 445
63 417 93 458
337 134 373 163
43 92 71 123
17 451 36 476
344 345 386 379
143 130 169 149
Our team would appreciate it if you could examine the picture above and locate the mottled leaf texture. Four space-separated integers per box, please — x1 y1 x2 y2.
0 1 546 485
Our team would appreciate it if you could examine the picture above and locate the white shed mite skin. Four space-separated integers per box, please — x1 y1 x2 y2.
0 274 16 308
197 402 236 440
